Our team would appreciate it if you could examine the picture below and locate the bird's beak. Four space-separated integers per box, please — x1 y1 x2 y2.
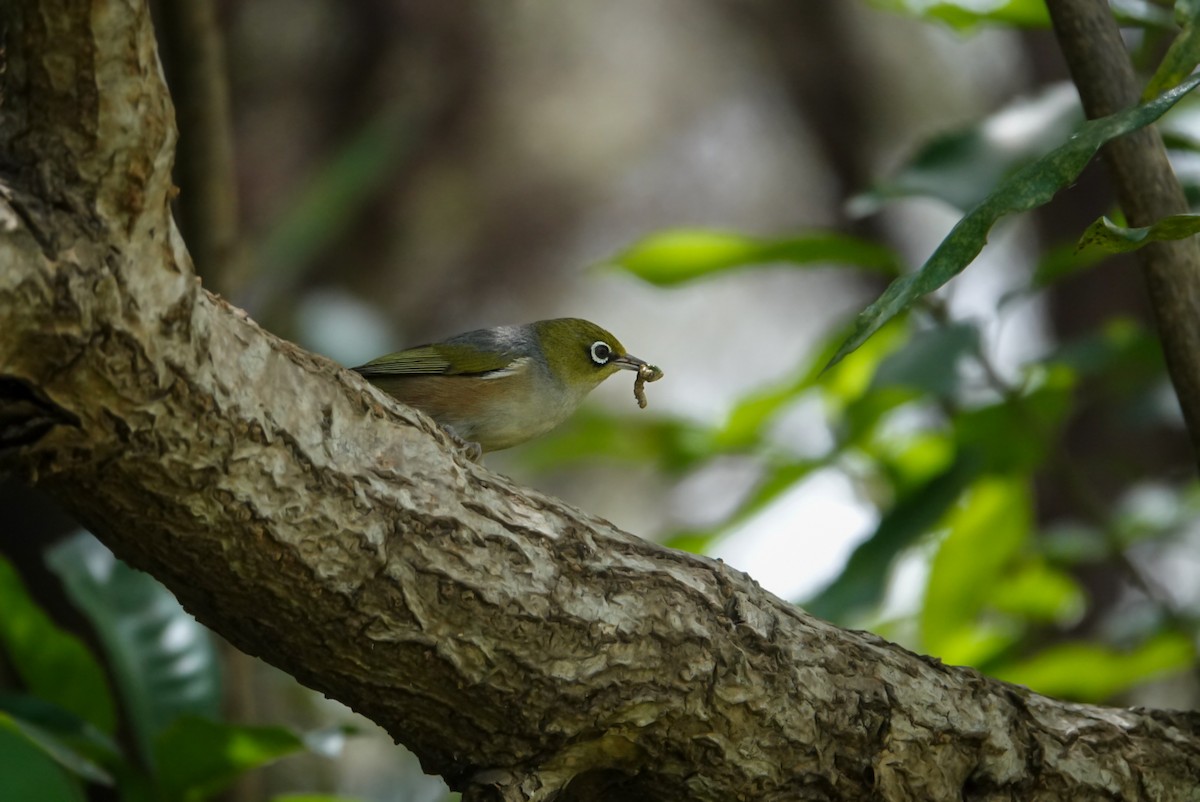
612 353 648 371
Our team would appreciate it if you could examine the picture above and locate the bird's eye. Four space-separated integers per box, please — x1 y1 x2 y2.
590 341 612 365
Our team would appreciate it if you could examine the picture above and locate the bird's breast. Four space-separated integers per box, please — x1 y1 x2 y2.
367 360 581 452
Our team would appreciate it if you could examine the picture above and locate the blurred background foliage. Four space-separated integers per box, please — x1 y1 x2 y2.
5 0 1200 800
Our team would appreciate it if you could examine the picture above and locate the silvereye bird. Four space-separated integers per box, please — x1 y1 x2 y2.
352 318 657 458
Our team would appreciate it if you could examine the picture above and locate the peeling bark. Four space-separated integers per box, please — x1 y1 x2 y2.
2 2 1200 800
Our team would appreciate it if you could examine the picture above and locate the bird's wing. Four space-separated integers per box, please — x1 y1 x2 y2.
352 343 517 377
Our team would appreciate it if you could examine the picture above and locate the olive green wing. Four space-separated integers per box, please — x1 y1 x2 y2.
352 343 516 377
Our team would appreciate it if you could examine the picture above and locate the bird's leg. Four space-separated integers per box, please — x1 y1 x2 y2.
442 425 483 462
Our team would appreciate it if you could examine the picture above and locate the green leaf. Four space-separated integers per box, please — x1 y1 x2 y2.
272 796 367 802
865 0 1050 28
989 562 1085 625
825 318 920 450
155 716 305 802
993 633 1195 701
663 530 719 554
0 707 113 786
873 432 958 496
821 318 912 411
716 383 813 451
1077 213 1200 253
1113 0 1187 27
867 0 1174 28
804 454 981 622
0 554 117 735
605 229 901 286
0 722 86 802
871 322 980 399
45 532 221 768
931 622 1023 668
840 386 924 451
1144 3 1200 100
953 365 1075 473
827 74 1200 370
921 478 1031 658
852 84 1081 213
0 695 123 785
716 316 910 451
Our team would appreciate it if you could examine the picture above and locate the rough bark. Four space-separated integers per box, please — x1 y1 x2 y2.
2 2 1200 800
1047 0 1200 472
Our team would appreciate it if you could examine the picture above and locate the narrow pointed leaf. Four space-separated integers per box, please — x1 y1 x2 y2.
0 723 86 802
1143 4 1200 100
871 322 981 399
606 229 901 286
0 709 114 786
993 633 1194 702
803 455 981 622
0 554 117 734
827 74 1200 370
1077 213 1200 253
716 317 908 450
852 84 1081 213
155 716 305 802
865 0 1049 27
1114 0 1181 27
867 0 1173 28
0 695 123 782
921 478 1031 658
989 562 1085 624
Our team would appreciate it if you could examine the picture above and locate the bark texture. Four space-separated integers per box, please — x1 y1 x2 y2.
2 2 1200 801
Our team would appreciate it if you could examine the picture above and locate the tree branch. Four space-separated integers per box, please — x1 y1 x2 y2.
1046 0 1200 472
154 0 244 298
3 2 1200 800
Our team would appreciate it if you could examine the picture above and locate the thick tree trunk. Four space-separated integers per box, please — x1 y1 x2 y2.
2 2 1199 800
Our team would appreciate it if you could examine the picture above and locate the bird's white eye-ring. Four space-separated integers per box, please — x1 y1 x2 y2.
590 341 612 365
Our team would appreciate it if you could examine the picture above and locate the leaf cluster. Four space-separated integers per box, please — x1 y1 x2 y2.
524 4 1200 705
0 533 362 802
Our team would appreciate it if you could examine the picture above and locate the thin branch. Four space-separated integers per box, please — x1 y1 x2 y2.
1046 0 1200 473
154 0 243 298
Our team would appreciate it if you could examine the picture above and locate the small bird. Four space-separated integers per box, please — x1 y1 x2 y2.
352 318 659 458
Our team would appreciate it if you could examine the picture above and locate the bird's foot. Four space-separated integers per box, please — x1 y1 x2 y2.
442 425 483 462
